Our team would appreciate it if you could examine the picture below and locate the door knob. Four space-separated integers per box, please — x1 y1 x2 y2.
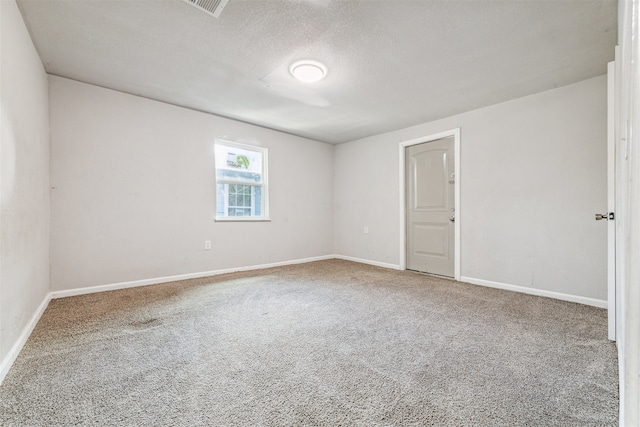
595 212 615 221
449 216 455 222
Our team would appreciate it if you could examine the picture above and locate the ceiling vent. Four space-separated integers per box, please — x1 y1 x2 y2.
182 0 230 18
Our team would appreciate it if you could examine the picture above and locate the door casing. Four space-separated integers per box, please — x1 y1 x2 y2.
399 128 461 280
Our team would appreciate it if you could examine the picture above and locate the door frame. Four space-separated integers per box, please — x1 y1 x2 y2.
399 128 461 280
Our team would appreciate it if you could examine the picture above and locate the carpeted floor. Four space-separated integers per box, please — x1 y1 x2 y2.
0 260 618 426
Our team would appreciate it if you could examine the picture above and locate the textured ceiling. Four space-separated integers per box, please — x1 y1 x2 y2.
17 0 617 144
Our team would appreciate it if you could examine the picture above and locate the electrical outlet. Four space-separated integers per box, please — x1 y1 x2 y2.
204 240 212 250
364 226 369 234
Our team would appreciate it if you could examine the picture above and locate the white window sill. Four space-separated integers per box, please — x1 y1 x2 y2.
214 217 272 222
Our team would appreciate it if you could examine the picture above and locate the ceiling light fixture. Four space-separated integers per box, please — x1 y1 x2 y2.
290 60 327 83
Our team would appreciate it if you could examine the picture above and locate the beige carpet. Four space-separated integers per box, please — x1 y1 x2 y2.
0 260 618 426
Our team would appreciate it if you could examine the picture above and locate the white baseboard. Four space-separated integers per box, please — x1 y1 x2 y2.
50 255 336 299
0 292 52 385
460 276 608 308
333 254 402 270
50 254 402 300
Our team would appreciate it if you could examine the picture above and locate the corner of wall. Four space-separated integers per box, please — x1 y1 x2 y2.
0 0 51 385
331 142 338 255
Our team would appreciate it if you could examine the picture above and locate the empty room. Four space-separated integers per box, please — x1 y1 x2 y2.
2 0 640 425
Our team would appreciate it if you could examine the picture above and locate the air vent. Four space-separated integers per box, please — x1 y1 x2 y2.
182 0 230 18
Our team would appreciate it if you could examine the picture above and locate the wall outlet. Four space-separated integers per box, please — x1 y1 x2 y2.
204 240 212 250
364 226 369 234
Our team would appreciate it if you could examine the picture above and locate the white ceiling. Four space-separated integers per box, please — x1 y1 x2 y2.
17 0 617 144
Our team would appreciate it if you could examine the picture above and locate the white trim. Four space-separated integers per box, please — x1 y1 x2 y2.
50 255 335 299
613 42 626 426
399 128 461 280
0 293 52 385
460 276 607 309
333 254 402 270
619 334 625 427
454 130 461 280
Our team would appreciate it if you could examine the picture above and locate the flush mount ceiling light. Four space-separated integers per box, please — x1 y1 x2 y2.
290 60 327 83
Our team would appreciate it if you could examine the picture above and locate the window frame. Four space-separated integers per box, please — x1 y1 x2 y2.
214 140 270 222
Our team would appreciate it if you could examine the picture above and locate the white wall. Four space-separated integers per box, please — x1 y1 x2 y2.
49 76 333 291
0 0 50 372
335 76 608 302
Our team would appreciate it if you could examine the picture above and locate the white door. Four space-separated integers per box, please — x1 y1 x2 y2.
605 60 616 341
406 137 455 277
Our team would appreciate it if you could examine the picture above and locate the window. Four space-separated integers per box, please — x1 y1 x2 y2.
215 141 268 220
